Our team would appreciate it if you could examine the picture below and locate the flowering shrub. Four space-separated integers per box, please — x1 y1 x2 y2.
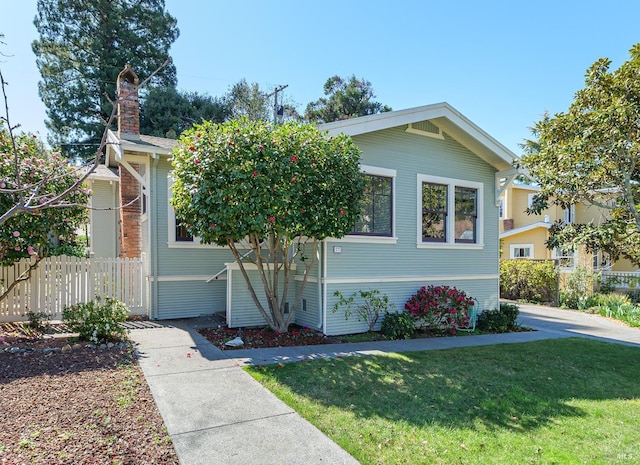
404 285 474 333
62 296 129 344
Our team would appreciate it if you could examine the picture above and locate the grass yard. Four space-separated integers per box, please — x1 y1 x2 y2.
247 338 640 465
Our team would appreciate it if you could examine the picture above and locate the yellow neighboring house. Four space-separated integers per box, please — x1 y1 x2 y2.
498 183 637 272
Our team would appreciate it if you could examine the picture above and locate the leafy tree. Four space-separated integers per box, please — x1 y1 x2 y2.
140 87 229 138
171 118 365 332
305 75 392 123
0 123 88 301
225 79 301 123
32 0 179 159
521 43 640 265
226 79 271 122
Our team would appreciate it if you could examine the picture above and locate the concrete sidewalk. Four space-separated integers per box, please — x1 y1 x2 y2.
129 304 640 465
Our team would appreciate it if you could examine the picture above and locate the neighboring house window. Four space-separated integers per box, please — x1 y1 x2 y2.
418 174 483 247
564 205 575 224
593 248 611 271
510 244 533 258
527 193 537 209
351 174 393 236
498 198 504 219
553 247 575 269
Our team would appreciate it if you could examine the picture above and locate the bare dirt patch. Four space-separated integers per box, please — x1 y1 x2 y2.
0 324 179 465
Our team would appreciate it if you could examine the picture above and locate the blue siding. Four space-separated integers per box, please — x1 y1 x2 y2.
323 126 501 335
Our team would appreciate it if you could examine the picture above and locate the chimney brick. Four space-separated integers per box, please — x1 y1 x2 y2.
503 218 514 231
119 164 142 258
117 65 140 137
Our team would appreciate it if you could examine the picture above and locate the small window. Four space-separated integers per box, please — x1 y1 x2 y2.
422 182 448 242
510 244 533 259
352 174 393 236
175 220 193 242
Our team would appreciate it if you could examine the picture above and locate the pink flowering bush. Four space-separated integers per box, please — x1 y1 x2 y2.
404 285 475 334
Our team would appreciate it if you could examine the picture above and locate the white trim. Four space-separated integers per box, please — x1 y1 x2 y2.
499 221 552 239
226 268 232 325
509 243 534 259
326 236 398 245
345 164 396 240
318 102 518 171
224 262 297 271
294 275 318 283
150 275 227 282
416 173 484 248
322 274 498 285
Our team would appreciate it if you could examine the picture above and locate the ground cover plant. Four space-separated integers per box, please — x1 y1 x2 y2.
247 338 640 465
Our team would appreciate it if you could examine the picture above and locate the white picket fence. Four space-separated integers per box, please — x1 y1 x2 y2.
0 255 146 322
601 270 640 289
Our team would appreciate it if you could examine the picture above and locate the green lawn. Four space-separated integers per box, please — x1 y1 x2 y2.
247 338 640 465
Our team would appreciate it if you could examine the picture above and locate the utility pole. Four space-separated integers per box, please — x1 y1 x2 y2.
266 84 288 124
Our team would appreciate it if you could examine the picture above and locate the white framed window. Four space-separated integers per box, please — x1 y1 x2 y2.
564 205 575 224
167 173 224 248
527 193 537 209
510 244 533 259
417 174 483 248
334 165 397 244
350 165 396 238
553 247 575 269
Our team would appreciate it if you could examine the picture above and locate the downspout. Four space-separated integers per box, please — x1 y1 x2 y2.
321 240 328 333
150 153 159 319
317 241 323 331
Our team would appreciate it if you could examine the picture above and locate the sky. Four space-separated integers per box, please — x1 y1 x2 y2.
1 0 640 155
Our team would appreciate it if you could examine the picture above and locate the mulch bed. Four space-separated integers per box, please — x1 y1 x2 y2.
0 323 179 465
198 324 338 350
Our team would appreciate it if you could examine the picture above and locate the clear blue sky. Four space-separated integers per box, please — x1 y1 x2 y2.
2 0 639 155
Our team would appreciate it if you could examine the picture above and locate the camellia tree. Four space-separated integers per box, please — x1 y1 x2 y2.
171 118 365 332
521 43 640 265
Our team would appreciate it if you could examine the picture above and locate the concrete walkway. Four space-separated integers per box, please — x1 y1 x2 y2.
129 304 640 465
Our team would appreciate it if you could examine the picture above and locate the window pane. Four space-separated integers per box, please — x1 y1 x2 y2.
176 221 193 242
422 183 447 242
455 187 476 243
352 174 392 236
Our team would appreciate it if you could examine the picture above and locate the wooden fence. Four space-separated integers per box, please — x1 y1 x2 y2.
0 255 146 322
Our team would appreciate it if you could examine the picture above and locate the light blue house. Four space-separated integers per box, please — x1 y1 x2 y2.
92 67 518 335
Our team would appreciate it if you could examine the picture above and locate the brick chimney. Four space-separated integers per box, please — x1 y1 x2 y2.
117 65 140 138
503 218 514 231
116 65 142 258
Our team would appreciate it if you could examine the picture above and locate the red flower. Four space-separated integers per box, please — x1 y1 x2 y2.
194 159 200 165
269 216 276 223
252 171 258 177
189 146 195 151
311 159 316 164
292 178 297 184
291 155 297 162
259 145 265 151
196 133 202 138
209 223 215 229
228 141 234 146
339 209 345 215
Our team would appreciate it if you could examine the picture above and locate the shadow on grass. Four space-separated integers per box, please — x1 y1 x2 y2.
250 338 640 432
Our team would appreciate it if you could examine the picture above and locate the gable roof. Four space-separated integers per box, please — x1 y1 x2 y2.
500 221 552 239
318 102 518 172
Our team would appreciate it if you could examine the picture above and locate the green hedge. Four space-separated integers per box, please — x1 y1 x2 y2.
500 259 558 304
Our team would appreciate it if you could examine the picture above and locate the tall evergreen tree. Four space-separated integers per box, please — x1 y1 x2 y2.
140 87 229 139
32 0 179 159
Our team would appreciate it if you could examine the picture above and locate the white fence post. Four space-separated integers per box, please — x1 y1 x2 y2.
0 255 146 322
